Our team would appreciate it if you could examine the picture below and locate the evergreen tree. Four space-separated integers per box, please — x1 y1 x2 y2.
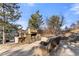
28 11 43 30
0 3 21 44
47 15 64 35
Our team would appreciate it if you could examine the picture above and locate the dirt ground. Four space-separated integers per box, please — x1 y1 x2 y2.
0 40 79 56
0 41 41 56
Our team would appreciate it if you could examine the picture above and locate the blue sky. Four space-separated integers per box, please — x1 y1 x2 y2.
15 3 79 30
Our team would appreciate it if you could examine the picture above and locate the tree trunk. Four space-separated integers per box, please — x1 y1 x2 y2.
2 26 5 44
2 3 6 44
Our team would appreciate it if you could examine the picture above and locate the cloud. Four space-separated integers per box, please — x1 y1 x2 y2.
26 3 35 7
70 3 79 14
15 19 28 30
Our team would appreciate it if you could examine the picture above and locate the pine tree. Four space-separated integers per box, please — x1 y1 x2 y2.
0 3 21 44
28 11 43 30
47 15 64 35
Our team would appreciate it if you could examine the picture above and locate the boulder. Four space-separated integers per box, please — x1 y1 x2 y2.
14 37 19 43
32 45 49 56
68 33 79 43
41 37 48 42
